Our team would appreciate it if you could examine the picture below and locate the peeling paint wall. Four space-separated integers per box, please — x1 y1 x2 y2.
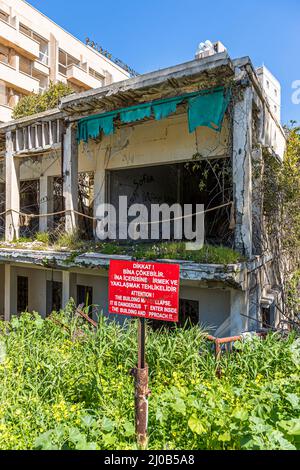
180 285 230 333
79 113 230 171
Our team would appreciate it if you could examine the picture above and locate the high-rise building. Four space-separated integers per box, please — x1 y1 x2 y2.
0 0 130 122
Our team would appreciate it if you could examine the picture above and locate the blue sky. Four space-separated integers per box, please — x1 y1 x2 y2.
27 0 300 124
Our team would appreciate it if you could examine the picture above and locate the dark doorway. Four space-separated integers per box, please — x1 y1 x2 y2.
179 299 199 327
108 160 233 246
17 276 28 314
46 280 62 314
77 285 93 317
20 179 39 237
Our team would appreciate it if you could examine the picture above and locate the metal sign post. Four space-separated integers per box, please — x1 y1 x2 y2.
108 260 180 448
132 317 149 448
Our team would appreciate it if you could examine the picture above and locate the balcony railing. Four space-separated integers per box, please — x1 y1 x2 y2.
0 62 40 94
0 18 39 59
66 64 104 90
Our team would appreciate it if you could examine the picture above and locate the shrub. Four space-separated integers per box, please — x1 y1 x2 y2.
12 82 74 119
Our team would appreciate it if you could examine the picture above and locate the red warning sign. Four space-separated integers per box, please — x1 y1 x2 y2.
108 260 180 322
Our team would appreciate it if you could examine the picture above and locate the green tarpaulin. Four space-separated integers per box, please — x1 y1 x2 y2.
120 105 152 123
77 114 115 143
187 89 231 133
152 99 182 120
77 87 231 143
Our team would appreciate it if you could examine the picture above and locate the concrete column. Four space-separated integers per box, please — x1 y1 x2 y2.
252 147 264 255
39 176 54 232
14 54 20 73
4 264 11 321
93 146 106 240
230 288 249 336
63 123 78 234
49 34 59 82
5 131 20 242
232 87 253 258
62 271 76 308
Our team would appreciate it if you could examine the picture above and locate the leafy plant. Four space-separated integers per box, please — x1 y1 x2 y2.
0 309 299 450
12 82 74 119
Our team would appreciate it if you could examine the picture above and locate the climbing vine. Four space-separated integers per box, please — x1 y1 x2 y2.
262 125 300 255
261 124 300 319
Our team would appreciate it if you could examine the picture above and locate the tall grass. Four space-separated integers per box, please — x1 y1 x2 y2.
0 309 299 450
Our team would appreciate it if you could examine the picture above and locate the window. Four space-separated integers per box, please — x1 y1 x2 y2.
77 285 93 316
179 299 199 327
274 105 277 113
19 23 32 38
0 44 9 65
17 276 28 314
19 55 33 76
58 49 80 76
19 24 49 65
261 303 275 329
0 9 9 24
89 68 105 85
35 35 49 65
274 89 278 97
266 80 270 89
46 281 62 314
261 306 270 329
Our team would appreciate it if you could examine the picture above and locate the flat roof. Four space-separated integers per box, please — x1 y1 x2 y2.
60 52 234 116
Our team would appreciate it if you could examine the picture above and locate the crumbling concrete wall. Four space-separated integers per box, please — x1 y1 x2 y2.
79 113 230 171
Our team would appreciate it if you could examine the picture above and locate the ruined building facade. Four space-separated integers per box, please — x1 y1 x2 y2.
0 50 286 336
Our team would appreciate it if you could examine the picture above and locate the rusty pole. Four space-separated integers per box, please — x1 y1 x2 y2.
132 318 149 448
215 340 222 378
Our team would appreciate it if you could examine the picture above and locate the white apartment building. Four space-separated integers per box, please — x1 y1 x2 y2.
256 65 281 121
0 0 130 122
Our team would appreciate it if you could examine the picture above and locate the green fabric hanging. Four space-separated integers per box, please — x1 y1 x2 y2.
78 115 115 142
187 89 231 133
120 105 152 124
152 99 180 120
77 87 231 142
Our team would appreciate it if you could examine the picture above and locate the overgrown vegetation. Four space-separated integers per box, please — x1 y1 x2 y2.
262 125 300 257
260 124 300 321
0 235 243 265
0 308 299 450
12 82 74 119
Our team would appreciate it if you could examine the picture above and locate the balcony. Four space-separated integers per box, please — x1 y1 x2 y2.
33 60 49 77
0 104 12 123
66 64 103 90
0 19 39 59
0 62 40 94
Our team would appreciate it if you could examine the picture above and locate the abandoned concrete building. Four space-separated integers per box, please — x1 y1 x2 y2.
0 47 287 336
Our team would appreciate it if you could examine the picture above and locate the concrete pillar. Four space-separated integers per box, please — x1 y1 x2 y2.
14 54 20 73
93 146 106 240
39 175 54 232
49 34 59 82
63 123 78 234
4 264 11 321
230 289 249 336
5 131 20 242
232 87 253 258
252 147 264 255
62 271 76 308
